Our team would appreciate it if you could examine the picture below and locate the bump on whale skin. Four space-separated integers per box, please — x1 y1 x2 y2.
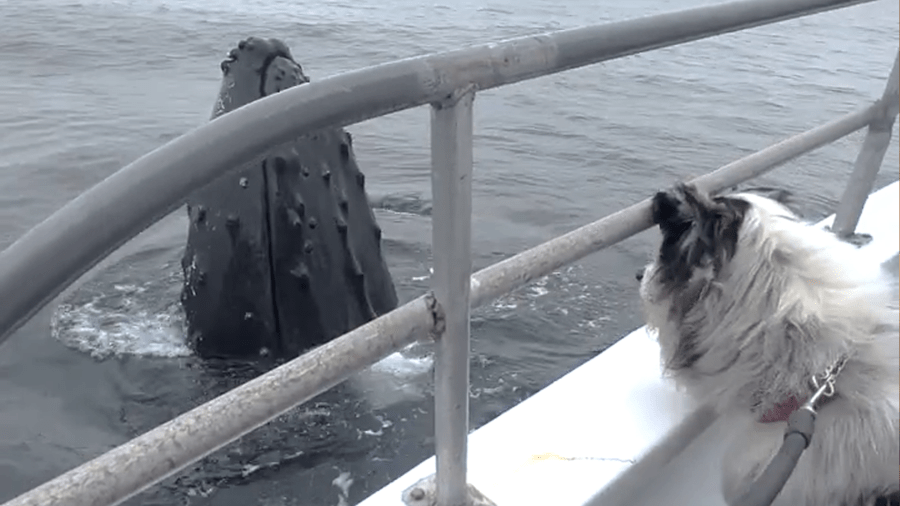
181 37 398 359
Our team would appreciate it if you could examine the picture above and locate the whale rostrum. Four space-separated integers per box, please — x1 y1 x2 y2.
180 37 398 359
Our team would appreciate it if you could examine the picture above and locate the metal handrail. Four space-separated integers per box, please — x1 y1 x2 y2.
833 53 900 235
0 0 895 504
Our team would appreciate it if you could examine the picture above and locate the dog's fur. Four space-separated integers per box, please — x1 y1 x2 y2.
639 183 899 506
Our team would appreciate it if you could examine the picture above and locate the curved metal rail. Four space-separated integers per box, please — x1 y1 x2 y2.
0 0 896 505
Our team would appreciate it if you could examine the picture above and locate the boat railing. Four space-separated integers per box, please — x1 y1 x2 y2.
0 0 896 504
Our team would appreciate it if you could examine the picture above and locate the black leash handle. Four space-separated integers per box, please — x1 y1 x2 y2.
735 358 850 506
734 407 816 506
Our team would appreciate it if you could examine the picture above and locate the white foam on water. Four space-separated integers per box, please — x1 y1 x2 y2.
485 268 578 313
370 350 433 377
411 266 433 282
332 470 354 506
362 414 394 437
352 347 434 410
50 283 192 360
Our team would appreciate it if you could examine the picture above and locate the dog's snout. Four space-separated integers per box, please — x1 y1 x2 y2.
635 270 644 282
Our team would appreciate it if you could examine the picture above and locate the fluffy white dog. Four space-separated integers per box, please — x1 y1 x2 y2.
639 182 899 506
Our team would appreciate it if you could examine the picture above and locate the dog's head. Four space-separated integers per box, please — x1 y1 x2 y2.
638 183 796 373
639 181 888 378
640 183 751 309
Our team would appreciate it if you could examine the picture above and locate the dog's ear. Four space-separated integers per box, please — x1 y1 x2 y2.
679 183 720 222
678 183 749 263
653 183 716 225
652 184 703 239
652 190 686 228
711 196 750 261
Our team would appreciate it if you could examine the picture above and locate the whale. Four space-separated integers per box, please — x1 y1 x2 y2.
180 37 398 359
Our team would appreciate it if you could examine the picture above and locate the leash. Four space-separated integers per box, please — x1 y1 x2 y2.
734 356 848 506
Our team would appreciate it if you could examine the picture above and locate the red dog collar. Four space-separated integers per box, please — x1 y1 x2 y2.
759 357 848 423
759 394 838 423
759 396 802 423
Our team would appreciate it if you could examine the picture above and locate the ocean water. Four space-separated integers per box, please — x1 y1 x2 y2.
0 0 897 504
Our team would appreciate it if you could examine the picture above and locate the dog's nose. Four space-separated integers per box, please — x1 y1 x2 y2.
635 270 644 282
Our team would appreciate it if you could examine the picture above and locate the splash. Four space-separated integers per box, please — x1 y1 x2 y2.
50 248 193 360
50 282 191 360
332 470 354 506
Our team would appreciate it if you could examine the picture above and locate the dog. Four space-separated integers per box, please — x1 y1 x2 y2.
638 182 899 506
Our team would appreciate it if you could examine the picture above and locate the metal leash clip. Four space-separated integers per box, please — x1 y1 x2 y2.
802 356 848 413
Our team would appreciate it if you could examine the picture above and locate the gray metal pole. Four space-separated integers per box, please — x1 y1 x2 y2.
832 51 900 237
0 103 881 506
0 0 878 346
430 89 475 506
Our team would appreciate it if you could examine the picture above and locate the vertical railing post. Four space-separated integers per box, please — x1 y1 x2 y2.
430 88 475 506
832 50 900 237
